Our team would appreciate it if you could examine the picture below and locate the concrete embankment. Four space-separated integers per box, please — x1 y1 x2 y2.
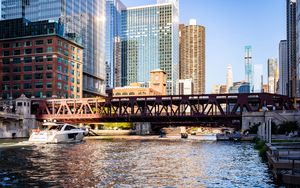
266 141 300 187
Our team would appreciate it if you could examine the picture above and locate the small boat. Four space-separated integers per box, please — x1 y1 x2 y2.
28 122 87 143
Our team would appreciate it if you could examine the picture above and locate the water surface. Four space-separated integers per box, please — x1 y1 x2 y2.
0 139 275 187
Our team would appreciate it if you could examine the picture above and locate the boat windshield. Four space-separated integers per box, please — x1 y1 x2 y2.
47 125 64 131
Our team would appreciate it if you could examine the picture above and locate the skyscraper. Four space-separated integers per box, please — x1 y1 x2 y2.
121 0 179 94
106 0 126 89
179 19 205 94
1 0 106 97
226 64 233 93
296 1 300 97
279 40 288 95
253 64 263 93
268 58 279 94
245 45 253 92
287 0 297 97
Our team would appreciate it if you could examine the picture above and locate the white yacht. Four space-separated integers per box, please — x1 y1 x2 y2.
28 122 87 143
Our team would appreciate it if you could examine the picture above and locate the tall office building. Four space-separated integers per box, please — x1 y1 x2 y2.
287 0 297 97
106 0 126 89
245 45 253 92
226 64 233 93
296 1 300 97
1 0 106 97
179 19 205 94
268 58 279 94
120 0 179 95
253 64 263 93
279 40 288 95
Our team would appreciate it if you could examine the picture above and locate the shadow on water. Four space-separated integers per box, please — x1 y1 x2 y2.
0 139 276 187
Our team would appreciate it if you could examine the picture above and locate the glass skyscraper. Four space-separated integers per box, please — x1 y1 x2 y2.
1 0 106 96
279 40 288 95
120 0 179 94
268 58 279 94
244 45 253 92
253 64 263 93
106 0 126 89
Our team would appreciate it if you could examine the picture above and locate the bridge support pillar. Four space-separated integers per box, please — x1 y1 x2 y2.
134 122 151 135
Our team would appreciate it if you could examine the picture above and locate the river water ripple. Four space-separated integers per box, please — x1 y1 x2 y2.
0 139 275 187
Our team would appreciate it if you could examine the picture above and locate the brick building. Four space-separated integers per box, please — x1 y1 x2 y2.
0 18 83 99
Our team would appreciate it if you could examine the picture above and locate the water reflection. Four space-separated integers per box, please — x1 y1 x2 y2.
0 140 275 187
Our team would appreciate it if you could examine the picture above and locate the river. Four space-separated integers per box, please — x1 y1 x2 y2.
0 139 275 187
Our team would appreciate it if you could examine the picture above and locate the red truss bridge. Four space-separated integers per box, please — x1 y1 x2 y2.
32 93 293 126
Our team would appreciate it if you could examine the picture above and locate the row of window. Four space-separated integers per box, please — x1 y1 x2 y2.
2 83 80 93
2 73 53 81
3 65 53 73
2 56 53 64
2 39 53 48
1 91 79 99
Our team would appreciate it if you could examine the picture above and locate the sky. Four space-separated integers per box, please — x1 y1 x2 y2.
121 0 286 93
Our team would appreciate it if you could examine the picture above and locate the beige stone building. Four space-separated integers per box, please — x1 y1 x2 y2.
112 69 167 96
179 19 205 94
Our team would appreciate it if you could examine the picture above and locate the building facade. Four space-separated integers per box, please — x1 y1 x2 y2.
279 40 288 95
244 45 253 92
120 0 179 95
253 64 263 93
106 0 126 89
226 64 233 93
287 0 297 97
228 81 250 94
0 18 83 99
296 0 300 97
1 0 106 97
179 19 205 94
268 58 279 94
112 69 167 96
177 79 193 95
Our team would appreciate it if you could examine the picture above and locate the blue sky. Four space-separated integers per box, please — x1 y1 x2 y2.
121 0 286 93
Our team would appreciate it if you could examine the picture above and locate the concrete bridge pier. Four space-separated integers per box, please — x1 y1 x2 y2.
134 122 151 135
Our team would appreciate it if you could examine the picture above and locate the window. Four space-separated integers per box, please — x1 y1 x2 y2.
34 91 43 98
64 59 68 65
58 65 62 72
77 79 80 84
47 47 53 52
35 65 43 71
47 55 53 61
2 43 9 48
70 77 75 83
71 62 75 67
46 91 52 98
70 70 75 75
58 56 62 63
24 57 32 63
47 39 53 44
3 75 10 81
25 49 32 54
3 67 10 73
70 94 74 98
58 40 62 46
46 83 52 89
24 83 32 89
2 51 9 56
24 92 32 98
34 82 43 89
12 58 21 64
13 75 21 81
24 66 32 71
58 48 62 53
2 84 10 91
70 86 74 91
71 46 75 51
57 73 62 80
24 74 32 80
64 50 69 56
13 50 21 55
13 84 21 90
13 67 21 72
57 82 62 89
64 43 69 48
25 41 32 46
46 73 52 79
35 40 44 45
47 64 53 70
35 56 43 62
64 85 68 90
64 75 68 82
35 48 43 53
2 58 10 64
64 67 68 73
34 73 43 79
13 42 21 48
77 64 80 69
